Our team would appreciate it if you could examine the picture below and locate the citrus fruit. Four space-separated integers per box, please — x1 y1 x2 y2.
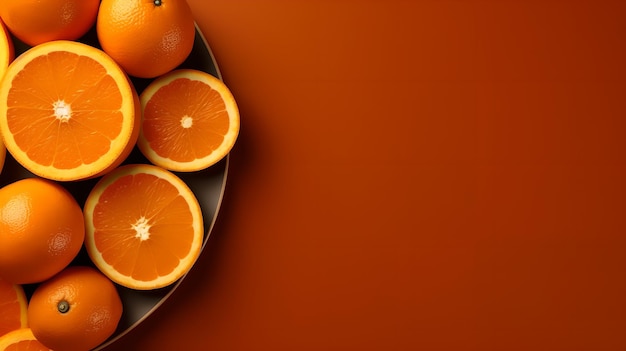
0 177 84 285
0 0 99 46
0 279 27 337
97 0 196 78
84 163 204 290
0 328 51 351
0 19 13 78
0 21 11 176
138 69 240 172
0 40 141 182
27 266 123 351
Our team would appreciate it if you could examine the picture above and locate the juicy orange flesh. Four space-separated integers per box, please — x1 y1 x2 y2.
143 78 229 162
6 51 123 169
5 339 49 351
92 173 196 281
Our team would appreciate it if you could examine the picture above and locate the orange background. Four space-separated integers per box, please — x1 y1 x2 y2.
108 1 626 350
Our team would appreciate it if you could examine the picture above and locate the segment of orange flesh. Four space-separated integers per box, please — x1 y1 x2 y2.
138 69 239 172
0 328 50 351
84 164 203 290
0 282 27 337
0 40 138 181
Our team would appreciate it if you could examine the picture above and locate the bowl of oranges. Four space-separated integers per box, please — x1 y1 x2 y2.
0 1 239 350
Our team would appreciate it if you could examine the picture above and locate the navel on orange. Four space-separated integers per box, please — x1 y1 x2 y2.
84 164 204 290
0 328 51 351
97 0 196 78
0 177 84 285
138 69 240 172
27 266 123 351
0 40 141 181
0 279 27 338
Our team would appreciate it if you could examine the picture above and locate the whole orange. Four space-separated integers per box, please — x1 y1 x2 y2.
0 177 84 284
0 0 100 46
28 266 123 351
97 0 196 78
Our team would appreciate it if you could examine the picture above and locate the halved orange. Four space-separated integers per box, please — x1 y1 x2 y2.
0 279 27 338
0 40 140 181
138 69 240 172
0 328 51 351
84 163 204 290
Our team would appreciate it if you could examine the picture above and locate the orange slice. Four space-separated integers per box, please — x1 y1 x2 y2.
83 163 204 290
0 328 50 351
0 280 27 338
0 40 140 181
137 69 240 172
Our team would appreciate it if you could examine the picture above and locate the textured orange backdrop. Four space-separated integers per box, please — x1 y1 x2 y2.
107 1 626 350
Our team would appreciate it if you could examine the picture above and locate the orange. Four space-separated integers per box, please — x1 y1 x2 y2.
0 177 84 285
0 21 11 175
0 19 13 78
27 266 123 351
0 0 99 46
138 69 240 172
97 0 196 78
0 279 27 337
84 163 204 290
0 40 141 182
0 328 51 351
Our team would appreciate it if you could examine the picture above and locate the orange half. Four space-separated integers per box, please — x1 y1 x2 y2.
84 164 204 290
0 328 51 351
0 40 140 181
138 69 240 172
0 280 27 338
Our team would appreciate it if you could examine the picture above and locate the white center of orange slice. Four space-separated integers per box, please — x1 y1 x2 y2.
132 217 151 241
53 100 72 122
180 115 193 128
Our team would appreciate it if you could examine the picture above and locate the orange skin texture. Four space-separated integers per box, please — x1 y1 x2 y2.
0 0 100 46
97 0 196 78
28 266 123 351
0 178 85 285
